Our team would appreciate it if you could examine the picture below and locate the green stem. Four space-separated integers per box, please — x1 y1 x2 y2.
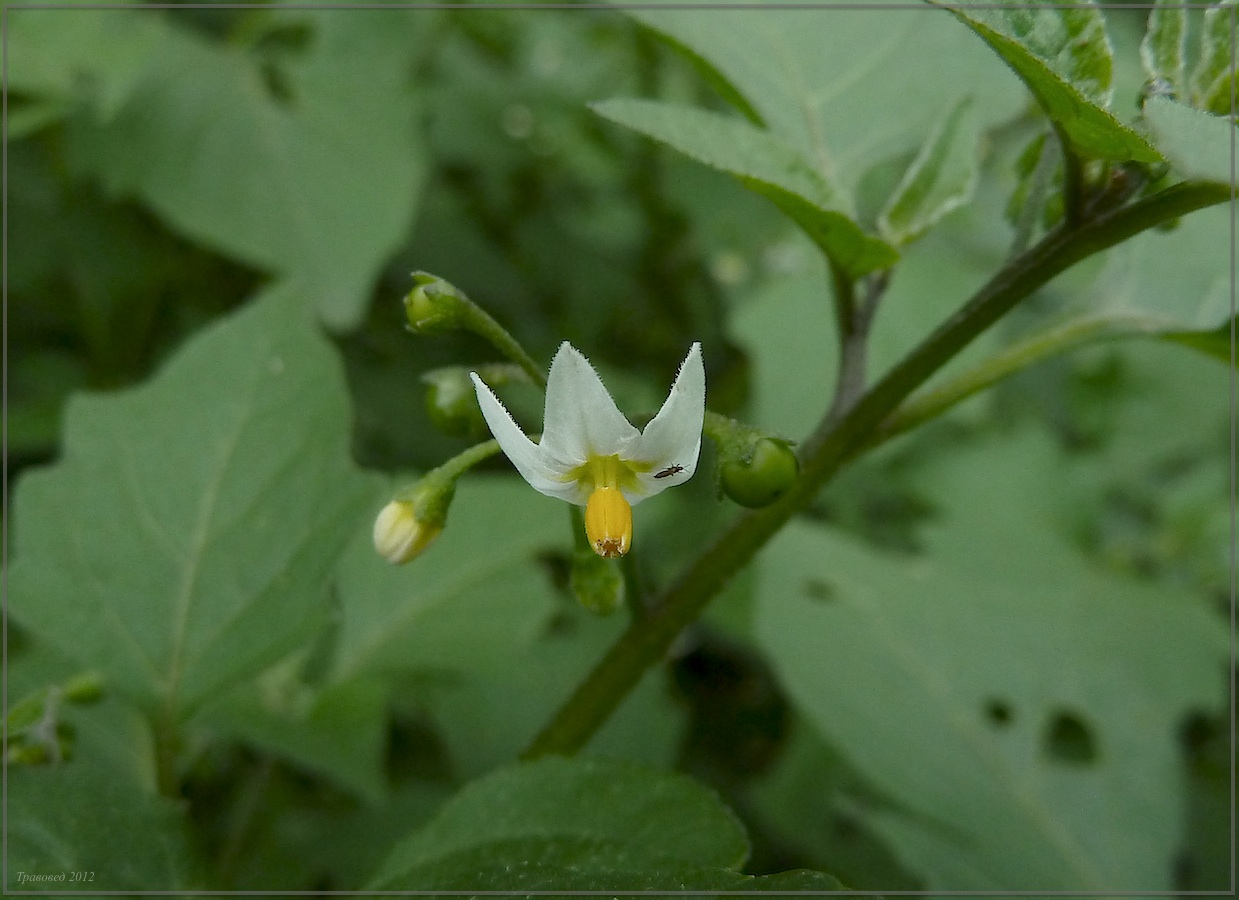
867 317 1114 447
521 178 1229 760
461 305 547 390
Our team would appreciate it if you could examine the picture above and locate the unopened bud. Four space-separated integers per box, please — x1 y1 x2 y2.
373 481 451 565
404 271 469 334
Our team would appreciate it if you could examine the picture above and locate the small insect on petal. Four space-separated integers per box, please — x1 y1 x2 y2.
653 465 684 479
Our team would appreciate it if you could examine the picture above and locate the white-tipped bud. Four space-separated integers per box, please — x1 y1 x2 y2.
373 500 441 564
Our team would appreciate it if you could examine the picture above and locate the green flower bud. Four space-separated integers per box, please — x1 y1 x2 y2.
404 271 469 334
423 364 527 441
423 367 488 440
373 476 455 564
61 672 104 704
720 437 799 508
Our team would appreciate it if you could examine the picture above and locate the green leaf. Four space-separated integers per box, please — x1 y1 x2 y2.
5 7 161 124
8 285 382 722
928 0 1163 163
755 430 1228 891
8 759 199 891
877 96 982 247
64 13 425 330
1143 96 1236 184
375 842 845 894
629 6 1027 195
369 756 751 889
330 477 562 682
1140 0 1187 97
1192 0 1238 115
592 98 896 277
200 674 390 804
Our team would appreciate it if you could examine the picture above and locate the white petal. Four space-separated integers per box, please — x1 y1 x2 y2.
471 373 583 503
541 342 640 464
628 342 705 503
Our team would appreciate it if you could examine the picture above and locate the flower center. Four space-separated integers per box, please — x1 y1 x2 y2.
582 455 632 558
585 487 631 558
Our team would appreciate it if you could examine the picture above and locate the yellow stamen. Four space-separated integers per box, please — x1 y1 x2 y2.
585 486 632 558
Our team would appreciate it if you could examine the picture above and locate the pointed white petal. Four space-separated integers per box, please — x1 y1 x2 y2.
541 342 639 464
471 373 583 503
628 342 705 503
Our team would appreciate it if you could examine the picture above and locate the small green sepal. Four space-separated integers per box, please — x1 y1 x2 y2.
423 364 527 440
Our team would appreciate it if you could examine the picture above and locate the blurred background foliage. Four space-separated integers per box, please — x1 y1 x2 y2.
5 1 1232 893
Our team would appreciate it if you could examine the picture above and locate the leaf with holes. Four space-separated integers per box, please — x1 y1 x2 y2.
7 284 382 723
755 430 1228 891
592 98 896 277
927 0 1162 163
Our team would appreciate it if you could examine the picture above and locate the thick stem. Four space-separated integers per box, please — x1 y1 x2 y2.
521 179 1229 760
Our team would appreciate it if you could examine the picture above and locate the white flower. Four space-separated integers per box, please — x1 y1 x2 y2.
471 342 705 557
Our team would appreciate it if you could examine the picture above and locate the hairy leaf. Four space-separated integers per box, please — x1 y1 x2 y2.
1143 96 1237 185
369 757 751 888
8 286 382 722
1191 0 1238 115
593 98 896 277
630 6 1026 195
928 0 1162 162
1140 0 1188 97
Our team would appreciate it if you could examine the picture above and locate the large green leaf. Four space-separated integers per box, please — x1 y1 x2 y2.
928 0 1162 163
8 759 199 891
592 98 896 277
8 285 382 722
630 5 1026 195
200 673 390 803
371 757 747 884
5 6 160 130
330 477 562 682
364 756 845 892
755 430 1228 891
63 11 425 330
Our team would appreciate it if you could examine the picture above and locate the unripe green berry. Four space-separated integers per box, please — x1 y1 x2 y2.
720 438 799 508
